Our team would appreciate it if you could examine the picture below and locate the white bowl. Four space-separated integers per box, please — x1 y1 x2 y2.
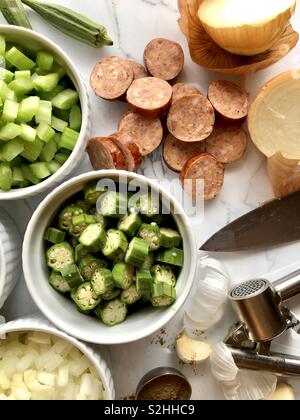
23 171 197 345
0 25 90 201
0 316 115 400
0 207 21 309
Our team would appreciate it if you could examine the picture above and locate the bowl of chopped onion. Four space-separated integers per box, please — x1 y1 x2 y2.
0 25 90 200
0 317 115 400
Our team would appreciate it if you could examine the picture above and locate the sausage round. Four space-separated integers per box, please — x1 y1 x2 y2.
118 112 163 156
90 56 134 100
167 94 215 142
127 77 173 119
109 131 143 172
205 122 248 164
180 153 224 201
208 80 248 121
87 137 127 170
172 83 202 105
163 134 206 172
126 60 148 79
144 38 184 81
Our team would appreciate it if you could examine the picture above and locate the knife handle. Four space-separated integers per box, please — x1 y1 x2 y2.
274 270 300 301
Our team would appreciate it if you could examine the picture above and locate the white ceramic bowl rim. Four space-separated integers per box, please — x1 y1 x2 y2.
0 25 89 200
23 171 197 345
0 233 6 296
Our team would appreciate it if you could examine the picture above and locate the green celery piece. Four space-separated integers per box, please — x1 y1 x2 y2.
51 115 68 132
9 78 34 96
0 123 22 141
47 160 61 174
2 99 19 122
15 70 31 79
5 47 35 71
39 84 64 101
21 164 40 184
0 163 12 191
0 138 24 162
37 122 55 143
29 162 51 179
51 62 66 79
9 155 23 167
35 100 52 125
17 96 40 123
33 73 60 92
39 138 57 162
0 35 5 55
12 166 24 185
0 68 14 83
36 50 54 71
0 80 11 101
20 123 36 142
69 105 82 131
54 151 70 165
52 89 79 110
21 138 44 162
58 127 79 151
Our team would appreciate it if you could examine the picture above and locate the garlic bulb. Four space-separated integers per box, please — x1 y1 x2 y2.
210 343 238 382
198 0 296 56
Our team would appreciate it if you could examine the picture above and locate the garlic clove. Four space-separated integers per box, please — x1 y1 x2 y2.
210 343 239 383
176 330 212 365
267 383 295 401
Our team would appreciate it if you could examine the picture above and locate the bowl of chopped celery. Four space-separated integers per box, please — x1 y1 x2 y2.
23 171 197 345
0 25 89 200
0 317 115 400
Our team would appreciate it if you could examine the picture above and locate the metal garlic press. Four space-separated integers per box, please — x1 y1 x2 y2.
225 270 300 377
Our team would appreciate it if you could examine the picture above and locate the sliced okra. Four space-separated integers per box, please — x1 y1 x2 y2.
79 255 108 281
91 211 108 228
94 299 127 326
75 244 90 263
71 282 101 311
136 269 153 301
91 268 114 296
46 242 74 272
151 265 176 287
120 285 141 305
49 271 71 294
84 181 107 204
99 191 127 218
125 238 149 268
160 227 182 248
44 227 66 244
79 223 107 252
118 212 142 237
135 193 160 219
112 263 135 290
151 283 176 307
102 288 121 301
138 223 162 251
58 205 84 231
157 248 184 267
69 213 96 238
142 253 155 270
102 229 128 260
60 263 85 289
76 200 92 214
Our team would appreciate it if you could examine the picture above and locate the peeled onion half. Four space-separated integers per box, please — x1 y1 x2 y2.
198 0 296 56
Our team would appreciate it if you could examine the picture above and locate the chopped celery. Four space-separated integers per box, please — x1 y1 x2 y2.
58 127 79 151
51 62 66 79
0 35 5 56
0 80 12 101
39 138 57 162
52 89 79 110
47 160 61 174
69 105 82 131
51 115 68 132
39 85 64 101
0 123 22 141
2 99 19 122
21 164 40 184
53 132 61 145
55 151 70 165
20 123 36 142
35 100 52 125
0 68 14 83
0 138 24 162
6 89 17 102
33 73 60 92
37 123 55 143
15 70 31 79
0 163 12 190
8 78 34 96
53 108 70 122
36 51 54 71
17 96 40 122
5 47 35 71
30 162 51 179
21 138 44 162
9 155 22 167
12 166 24 185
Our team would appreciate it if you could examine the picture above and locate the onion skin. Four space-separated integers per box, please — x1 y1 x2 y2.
198 1 296 56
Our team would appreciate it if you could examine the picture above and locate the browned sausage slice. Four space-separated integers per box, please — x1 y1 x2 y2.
87 137 127 170
208 80 248 121
180 153 224 201
118 112 163 156
163 134 206 172
126 60 148 79
205 122 248 164
167 94 215 142
144 38 184 81
127 77 172 119
109 131 143 172
172 83 202 105
90 57 134 100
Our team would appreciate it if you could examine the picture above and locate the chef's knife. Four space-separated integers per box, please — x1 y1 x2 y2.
200 191 300 252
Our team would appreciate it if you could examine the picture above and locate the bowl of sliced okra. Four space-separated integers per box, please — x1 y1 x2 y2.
0 25 89 200
23 171 197 345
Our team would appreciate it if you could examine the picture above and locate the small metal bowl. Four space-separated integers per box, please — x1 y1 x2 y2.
136 367 192 400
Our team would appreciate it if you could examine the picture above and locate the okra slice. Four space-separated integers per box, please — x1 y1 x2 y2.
91 268 114 297
157 248 184 267
118 212 142 237
160 228 182 248
79 223 107 252
99 191 127 218
135 193 161 219
46 242 74 272
60 263 85 289
112 263 135 290
49 271 71 294
91 211 108 228
138 223 163 251
121 285 141 305
102 289 121 301
71 282 101 311
102 229 128 260
142 253 155 270
79 255 108 281
75 244 90 263
69 214 96 238
84 181 107 204
44 227 66 244
151 283 176 307
95 299 127 327
76 200 92 214
136 269 153 301
58 205 84 231
125 238 149 268
151 265 176 287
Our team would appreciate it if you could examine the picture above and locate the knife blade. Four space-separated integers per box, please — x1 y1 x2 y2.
200 191 300 252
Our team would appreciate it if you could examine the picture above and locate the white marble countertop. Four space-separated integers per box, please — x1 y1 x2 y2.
2 0 300 400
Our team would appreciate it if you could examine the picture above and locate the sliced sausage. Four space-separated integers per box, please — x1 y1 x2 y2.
109 131 143 172
163 134 206 172
90 56 134 100
127 77 173 119
126 60 148 79
144 38 184 81
180 153 224 201
87 137 127 170
118 112 163 156
208 80 248 121
172 83 202 105
167 94 215 142
205 122 248 164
